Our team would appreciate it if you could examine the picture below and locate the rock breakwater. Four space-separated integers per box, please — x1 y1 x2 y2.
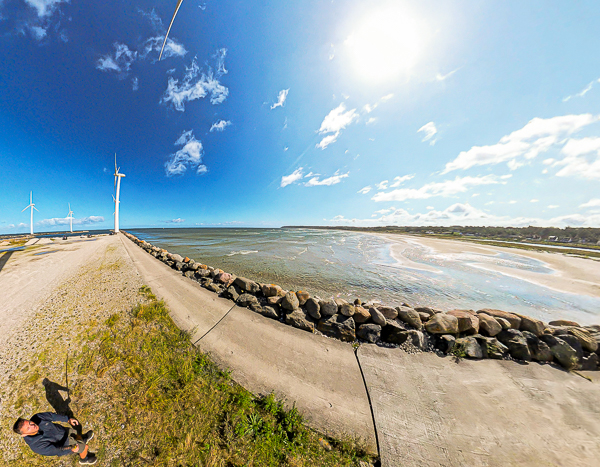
124 232 600 372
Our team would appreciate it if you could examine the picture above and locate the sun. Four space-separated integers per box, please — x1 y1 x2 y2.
345 7 428 83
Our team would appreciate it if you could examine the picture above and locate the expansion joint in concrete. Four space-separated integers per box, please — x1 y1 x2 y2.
192 303 237 345
354 346 381 460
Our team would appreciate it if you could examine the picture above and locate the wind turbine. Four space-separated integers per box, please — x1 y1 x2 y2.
66 203 74 233
21 191 39 235
113 154 126 233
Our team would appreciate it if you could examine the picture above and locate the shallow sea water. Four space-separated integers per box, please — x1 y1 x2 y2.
128 228 600 325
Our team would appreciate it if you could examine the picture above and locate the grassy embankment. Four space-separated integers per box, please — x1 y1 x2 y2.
12 286 372 466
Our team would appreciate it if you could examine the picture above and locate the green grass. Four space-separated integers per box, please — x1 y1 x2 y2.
71 291 372 466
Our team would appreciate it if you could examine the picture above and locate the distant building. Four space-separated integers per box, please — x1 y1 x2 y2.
559 237 572 243
548 236 558 241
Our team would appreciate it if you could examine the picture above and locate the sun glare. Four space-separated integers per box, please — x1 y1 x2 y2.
345 7 427 82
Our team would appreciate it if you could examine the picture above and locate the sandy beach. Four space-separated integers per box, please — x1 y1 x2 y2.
376 234 600 299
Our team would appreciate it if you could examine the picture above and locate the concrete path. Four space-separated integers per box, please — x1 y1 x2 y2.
119 234 377 453
0 236 108 347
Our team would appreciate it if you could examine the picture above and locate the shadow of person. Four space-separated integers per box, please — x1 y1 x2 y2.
42 378 80 433
0 250 15 274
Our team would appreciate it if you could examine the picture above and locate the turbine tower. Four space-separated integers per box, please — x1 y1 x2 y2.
113 154 126 233
66 203 74 233
21 191 39 235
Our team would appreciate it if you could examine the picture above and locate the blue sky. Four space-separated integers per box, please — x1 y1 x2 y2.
1 0 600 233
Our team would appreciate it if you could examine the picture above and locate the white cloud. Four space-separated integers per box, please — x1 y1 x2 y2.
316 103 359 149
509 200 517 204
161 55 228 110
366 117 377 125
531 199 539 203
281 168 304 188
165 218 185 223
390 174 414 187
358 186 372 194
271 89 289 109
210 120 231 132
372 174 507 202
426 206 434 210
553 136 600 180
563 78 600 102
380 93 394 102
25 0 66 17
96 43 137 73
443 114 600 173
165 130 207 177
30 26 47 40
138 8 163 32
305 171 349 187
132 77 139 91
548 205 559 209
435 68 460 81
418 122 437 145
376 180 388 190
142 36 188 60
37 216 104 227
580 198 600 208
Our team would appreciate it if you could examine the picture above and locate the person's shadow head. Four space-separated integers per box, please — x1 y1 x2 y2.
42 378 74 419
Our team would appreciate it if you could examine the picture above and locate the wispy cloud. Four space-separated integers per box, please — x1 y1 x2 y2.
24 0 67 18
390 174 414 187
563 78 600 102
37 216 104 227
418 122 438 145
435 67 460 81
210 120 231 132
376 180 388 190
316 103 359 149
281 168 349 187
165 218 185 223
30 25 47 40
97 43 137 73
165 130 207 177
358 186 372 194
132 77 139 91
372 174 508 202
138 7 163 32
271 89 289 109
281 167 304 188
161 53 228 111
304 171 349 187
442 114 600 173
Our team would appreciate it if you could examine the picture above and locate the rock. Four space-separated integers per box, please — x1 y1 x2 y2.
380 319 409 344
171 254 184 262
353 306 370 324
559 334 584 362
296 291 310 306
414 306 436 317
206 283 222 294
339 302 355 317
581 353 599 371
281 291 300 311
477 309 521 329
568 328 598 353
255 305 279 319
478 313 502 337
234 277 260 294
236 293 260 308
195 269 211 278
418 312 431 322
517 315 546 337
183 256 191 263
378 306 398 320
225 285 241 302
404 330 428 350
542 335 581 370
184 270 195 279
216 272 232 284
439 335 456 354
199 264 208 270
453 337 483 359
319 299 338 317
425 314 459 334
496 317 511 330
369 307 387 326
584 325 600 356
334 298 348 310
396 306 423 330
549 320 580 327
174 261 185 271
357 324 381 343
305 298 321 320
285 310 315 333
317 314 356 342
354 298 363 306
446 309 479 335
522 331 553 362
266 296 282 307
496 329 531 361
477 336 508 359
261 284 281 297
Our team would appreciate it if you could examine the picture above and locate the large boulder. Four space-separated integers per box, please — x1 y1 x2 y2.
281 292 300 312
195 269 211 278
266 296 282 307
285 310 315 333
414 306 436 317
369 307 387 326
296 291 310 306
377 306 398 320
540 335 580 370
478 313 502 337
584 325 600 356
425 313 459 334
339 302 356 317
234 277 260 294
558 334 584 362
305 298 321 320
446 310 479 335
522 331 553 362
396 306 423 330
496 329 531 361
569 328 598 353
439 335 456 354
317 315 356 342
353 306 371 324
581 353 599 371
474 336 508 359
477 309 521 329
174 261 186 271
319 299 338 317
261 284 285 297
171 253 184 263
517 315 546 337
381 319 408 344
549 320 580 327
259 306 279 320
216 272 232 284
236 293 260 308
357 324 381 343
453 337 483 359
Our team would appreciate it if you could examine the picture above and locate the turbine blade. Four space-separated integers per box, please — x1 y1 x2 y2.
159 0 185 61
22 205 30 212
33 206 39 212
115 153 117 172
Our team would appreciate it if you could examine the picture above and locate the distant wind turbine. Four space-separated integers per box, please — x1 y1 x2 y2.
113 154 126 233
159 0 185 61
21 191 39 235
66 203 74 233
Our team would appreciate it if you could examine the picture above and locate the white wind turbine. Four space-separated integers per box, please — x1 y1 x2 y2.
113 154 126 233
66 203 74 233
21 191 39 235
